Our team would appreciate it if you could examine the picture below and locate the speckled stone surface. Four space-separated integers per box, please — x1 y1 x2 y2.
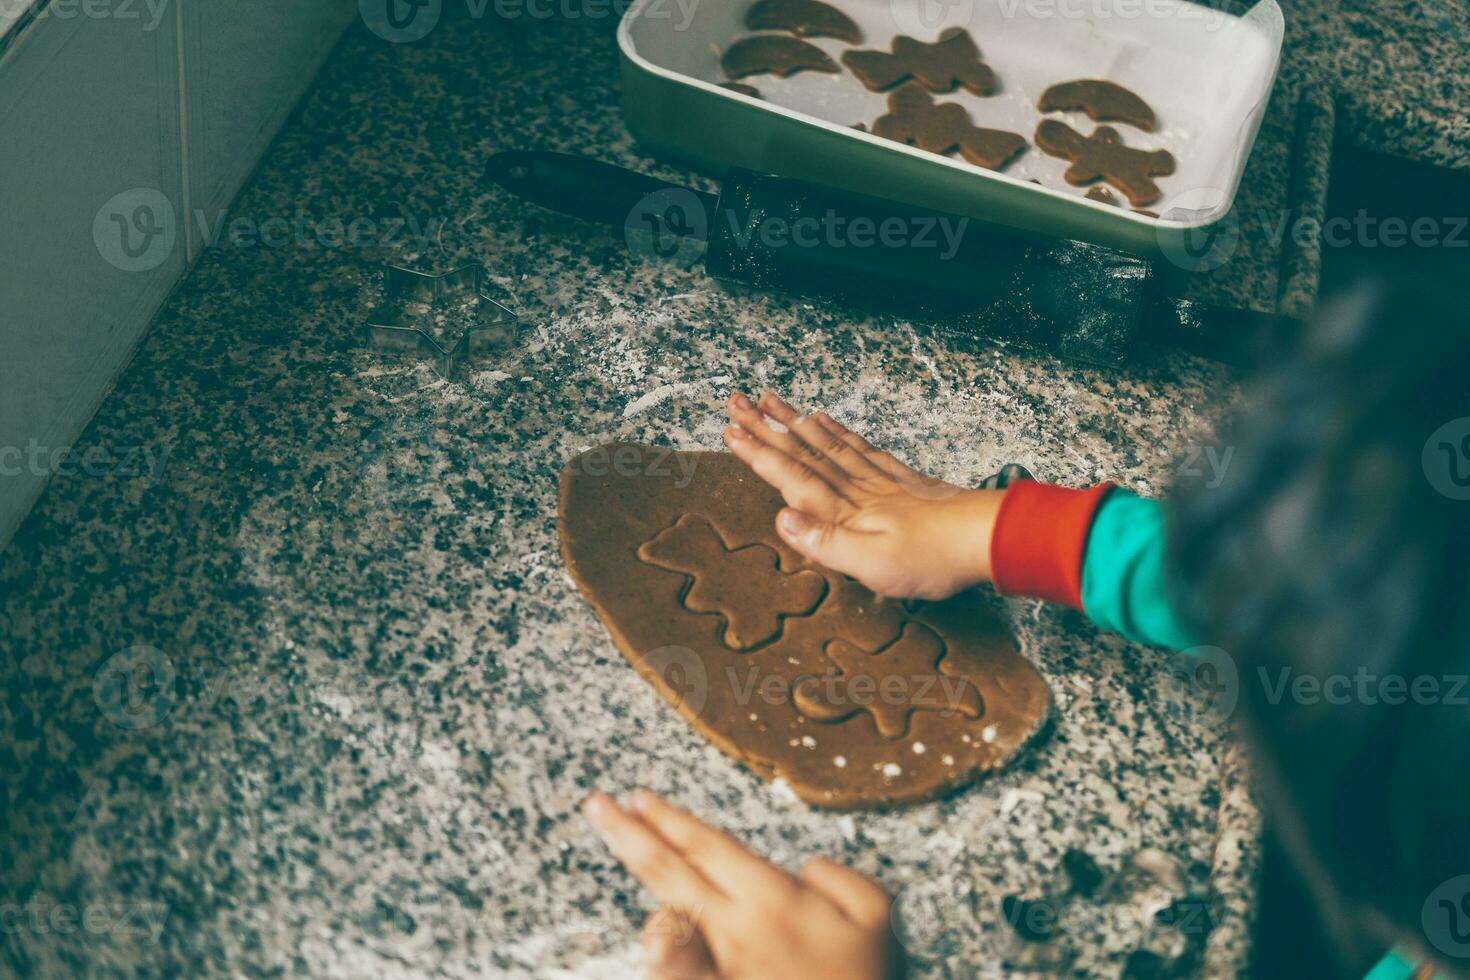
0 1 1462 977
1292 0 1470 171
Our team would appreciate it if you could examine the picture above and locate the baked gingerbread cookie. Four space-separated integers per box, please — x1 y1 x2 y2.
871 83 1026 170
1035 119 1175 207
559 443 1051 810
842 27 996 95
722 34 840 79
1085 185 1118 206
1040 79 1157 131
719 81 763 98
745 0 863 43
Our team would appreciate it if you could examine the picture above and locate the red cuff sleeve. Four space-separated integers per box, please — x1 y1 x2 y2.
989 481 1116 609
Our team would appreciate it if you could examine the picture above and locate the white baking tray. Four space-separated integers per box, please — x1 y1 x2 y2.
618 0 1283 257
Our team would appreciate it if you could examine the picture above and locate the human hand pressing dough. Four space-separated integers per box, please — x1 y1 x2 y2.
584 790 903 980
724 393 1004 600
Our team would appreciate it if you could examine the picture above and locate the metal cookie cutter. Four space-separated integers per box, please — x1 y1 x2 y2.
365 264 520 378
980 463 1034 490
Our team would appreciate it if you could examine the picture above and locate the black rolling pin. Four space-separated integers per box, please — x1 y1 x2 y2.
484 149 1283 365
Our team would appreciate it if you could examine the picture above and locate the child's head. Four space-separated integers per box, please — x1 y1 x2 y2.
1170 273 1470 974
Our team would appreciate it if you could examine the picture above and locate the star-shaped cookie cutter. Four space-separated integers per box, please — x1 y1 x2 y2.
365 263 520 378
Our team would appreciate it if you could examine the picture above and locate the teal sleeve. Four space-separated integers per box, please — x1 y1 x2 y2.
1082 501 1427 980
1364 949 1432 980
1079 490 1200 651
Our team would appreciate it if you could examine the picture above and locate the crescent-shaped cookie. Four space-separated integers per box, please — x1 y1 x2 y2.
1039 79 1157 132
722 34 841 79
745 0 863 43
718 81 763 98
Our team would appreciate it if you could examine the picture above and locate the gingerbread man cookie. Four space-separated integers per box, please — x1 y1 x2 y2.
795 624 984 739
638 514 827 651
1034 119 1175 207
871 83 1026 170
722 34 840 79
842 27 996 95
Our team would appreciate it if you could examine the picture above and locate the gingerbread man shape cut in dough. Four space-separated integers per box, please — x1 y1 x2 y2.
872 84 1027 170
794 622 984 738
842 28 996 95
1034 119 1176 207
637 514 828 651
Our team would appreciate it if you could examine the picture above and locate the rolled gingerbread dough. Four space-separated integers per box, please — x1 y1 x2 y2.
558 443 1051 809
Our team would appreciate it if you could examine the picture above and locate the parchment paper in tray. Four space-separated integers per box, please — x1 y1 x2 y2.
625 0 1283 225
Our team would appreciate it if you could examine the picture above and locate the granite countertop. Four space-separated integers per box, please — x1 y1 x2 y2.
1 2 1464 977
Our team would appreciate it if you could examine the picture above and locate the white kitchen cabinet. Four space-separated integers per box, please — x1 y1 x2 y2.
0 0 354 547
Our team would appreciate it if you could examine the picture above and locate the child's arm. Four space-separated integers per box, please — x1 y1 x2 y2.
727 391 1200 651
724 392 1005 600
585 395 1205 979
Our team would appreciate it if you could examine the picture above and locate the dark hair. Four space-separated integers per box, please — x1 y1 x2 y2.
1169 274 1470 976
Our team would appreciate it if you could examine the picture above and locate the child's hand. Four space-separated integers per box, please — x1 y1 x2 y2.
724 392 1003 600
583 790 903 980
